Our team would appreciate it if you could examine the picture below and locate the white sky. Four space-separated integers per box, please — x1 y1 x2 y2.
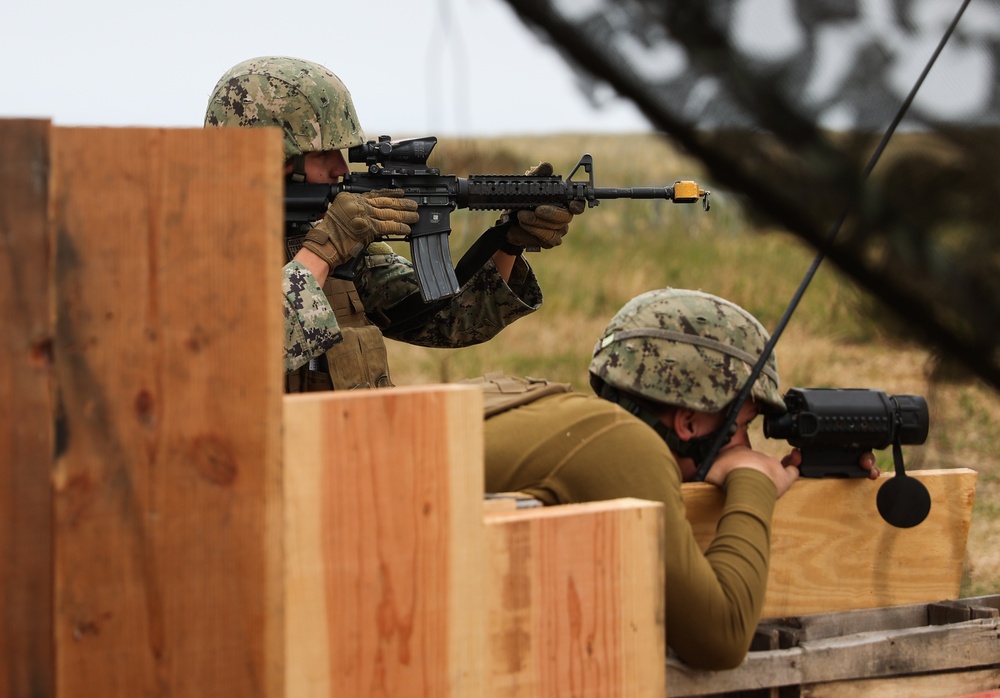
4 0 995 137
0 0 651 136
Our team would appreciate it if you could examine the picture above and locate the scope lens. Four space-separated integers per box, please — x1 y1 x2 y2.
893 395 930 445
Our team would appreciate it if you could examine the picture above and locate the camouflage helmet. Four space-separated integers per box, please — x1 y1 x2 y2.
204 56 365 160
589 288 785 414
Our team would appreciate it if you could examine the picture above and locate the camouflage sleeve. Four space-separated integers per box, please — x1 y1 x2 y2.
282 261 343 372
354 245 542 347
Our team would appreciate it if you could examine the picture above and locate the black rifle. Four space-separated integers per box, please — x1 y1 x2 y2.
763 388 929 478
285 135 710 302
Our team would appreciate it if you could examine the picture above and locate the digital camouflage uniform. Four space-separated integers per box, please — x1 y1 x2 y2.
355 244 541 347
282 261 341 372
476 289 787 671
291 243 541 390
206 56 543 385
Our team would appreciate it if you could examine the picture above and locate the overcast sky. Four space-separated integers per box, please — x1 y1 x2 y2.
0 0 650 136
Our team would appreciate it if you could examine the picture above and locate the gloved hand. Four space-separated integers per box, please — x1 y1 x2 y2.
504 162 586 250
302 189 419 268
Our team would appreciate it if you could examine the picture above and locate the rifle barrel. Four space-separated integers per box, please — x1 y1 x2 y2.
590 186 677 200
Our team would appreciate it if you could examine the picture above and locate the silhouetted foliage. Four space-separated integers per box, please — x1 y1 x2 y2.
503 0 1000 391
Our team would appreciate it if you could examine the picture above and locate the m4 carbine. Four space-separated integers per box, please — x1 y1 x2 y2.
285 135 710 302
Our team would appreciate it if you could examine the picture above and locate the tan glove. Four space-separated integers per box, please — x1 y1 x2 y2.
504 162 586 250
302 189 419 268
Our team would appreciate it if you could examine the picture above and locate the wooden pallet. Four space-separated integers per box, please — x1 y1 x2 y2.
667 596 1000 697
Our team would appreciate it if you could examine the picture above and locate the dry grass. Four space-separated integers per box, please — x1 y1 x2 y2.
383 133 1000 597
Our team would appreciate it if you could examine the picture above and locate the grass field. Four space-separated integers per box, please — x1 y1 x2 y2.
380 133 1000 597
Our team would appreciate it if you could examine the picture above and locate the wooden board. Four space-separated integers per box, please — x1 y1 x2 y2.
283 384 486 698
797 666 1000 698
49 126 285 697
666 596 1000 697
682 469 977 617
484 498 666 698
0 118 54 698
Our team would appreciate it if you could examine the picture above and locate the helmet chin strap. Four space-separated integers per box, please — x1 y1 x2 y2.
597 383 735 472
288 154 308 184
667 429 736 472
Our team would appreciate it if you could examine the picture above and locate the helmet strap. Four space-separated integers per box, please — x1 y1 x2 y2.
596 383 673 441
666 427 737 471
288 155 308 184
596 382 736 474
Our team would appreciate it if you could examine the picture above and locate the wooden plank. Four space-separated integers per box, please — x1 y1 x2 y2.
283 384 486 698
800 667 1000 698
49 127 285 697
757 603 927 646
667 617 1000 696
750 595 1000 654
798 620 1000 683
484 498 665 698
0 119 54 698
928 595 1000 624
682 469 976 617
796 619 1000 684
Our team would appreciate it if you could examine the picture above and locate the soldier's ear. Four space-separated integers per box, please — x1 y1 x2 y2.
672 409 698 441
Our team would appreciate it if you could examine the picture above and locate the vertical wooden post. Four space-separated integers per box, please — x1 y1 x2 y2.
484 499 666 698
0 119 55 698
48 127 285 697
283 384 487 698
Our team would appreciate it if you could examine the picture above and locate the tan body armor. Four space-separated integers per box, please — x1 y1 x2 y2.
285 278 392 392
461 372 573 418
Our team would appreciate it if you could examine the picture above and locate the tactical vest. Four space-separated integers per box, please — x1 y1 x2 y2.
466 372 572 509
285 277 392 392
460 372 573 418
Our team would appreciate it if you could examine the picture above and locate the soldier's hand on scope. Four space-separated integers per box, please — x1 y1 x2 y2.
856 451 880 479
504 162 586 250
303 189 419 268
709 446 800 498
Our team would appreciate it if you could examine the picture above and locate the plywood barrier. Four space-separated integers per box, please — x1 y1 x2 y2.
283 385 487 698
483 499 666 698
681 468 978 618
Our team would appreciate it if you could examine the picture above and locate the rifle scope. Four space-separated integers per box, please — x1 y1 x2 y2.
764 388 929 451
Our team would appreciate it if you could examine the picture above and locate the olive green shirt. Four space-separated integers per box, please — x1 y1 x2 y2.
484 391 777 670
